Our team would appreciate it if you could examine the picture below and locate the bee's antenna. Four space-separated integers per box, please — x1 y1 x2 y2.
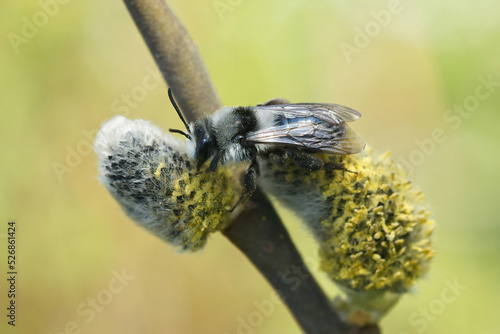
168 88 189 129
169 128 191 140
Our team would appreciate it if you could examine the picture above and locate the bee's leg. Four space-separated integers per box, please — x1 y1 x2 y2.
230 158 260 212
292 152 357 174
290 151 325 171
323 161 357 174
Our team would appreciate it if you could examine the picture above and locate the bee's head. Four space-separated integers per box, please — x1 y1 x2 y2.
167 88 217 169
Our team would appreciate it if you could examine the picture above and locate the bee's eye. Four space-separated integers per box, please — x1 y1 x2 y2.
198 137 209 154
193 120 216 168
196 136 214 167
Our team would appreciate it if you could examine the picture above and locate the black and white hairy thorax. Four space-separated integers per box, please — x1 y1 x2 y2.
186 106 276 165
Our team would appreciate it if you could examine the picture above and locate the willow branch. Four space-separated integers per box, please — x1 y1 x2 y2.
223 189 349 333
123 0 221 121
121 1 379 333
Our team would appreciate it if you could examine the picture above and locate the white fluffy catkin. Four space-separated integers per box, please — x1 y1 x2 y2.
94 116 235 251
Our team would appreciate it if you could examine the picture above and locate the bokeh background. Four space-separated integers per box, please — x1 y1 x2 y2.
1 0 499 333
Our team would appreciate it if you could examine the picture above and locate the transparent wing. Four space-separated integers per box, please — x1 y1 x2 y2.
247 103 364 154
252 103 362 123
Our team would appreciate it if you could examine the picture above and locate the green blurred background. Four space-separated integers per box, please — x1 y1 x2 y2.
1 0 499 333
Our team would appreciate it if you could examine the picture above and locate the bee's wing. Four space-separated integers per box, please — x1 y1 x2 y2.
247 104 365 154
253 103 362 123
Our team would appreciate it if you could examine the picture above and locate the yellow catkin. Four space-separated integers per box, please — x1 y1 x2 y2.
168 166 236 251
314 149 435 292
277 148 435 293
154 161 166 179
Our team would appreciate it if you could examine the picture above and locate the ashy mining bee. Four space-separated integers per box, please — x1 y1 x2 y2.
168 89 365 210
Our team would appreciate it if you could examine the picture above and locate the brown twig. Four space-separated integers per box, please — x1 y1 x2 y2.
123 0 220 122
121 1 380 333
223 189 349 333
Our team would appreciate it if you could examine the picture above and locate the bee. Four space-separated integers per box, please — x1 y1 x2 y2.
168 89 365 210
